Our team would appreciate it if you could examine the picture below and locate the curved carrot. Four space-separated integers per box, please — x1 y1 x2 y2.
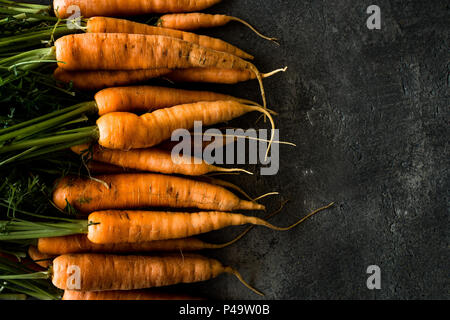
71 144 251 176
51 253 262 295
53 68 171 91
62 289 199 300
52 173 265 213
157 13 278 42
54 0 222 18
86 16 253 60
96 101 274 150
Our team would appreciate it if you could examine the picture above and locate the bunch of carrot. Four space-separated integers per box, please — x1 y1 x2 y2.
0 0 333 301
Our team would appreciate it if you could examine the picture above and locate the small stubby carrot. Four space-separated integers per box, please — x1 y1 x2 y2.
27 246 54 269
54 0 223 19
165 67 287 84
71 144 251 177
93 86 258 116
53 68 171 91
51 253 262 295
62 290 199 300
52 173 265 213
38 232 245 255
95 101 275 150
86 16 253 60
157 13 278 42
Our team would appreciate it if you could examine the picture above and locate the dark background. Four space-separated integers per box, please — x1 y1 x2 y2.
28 0 448 300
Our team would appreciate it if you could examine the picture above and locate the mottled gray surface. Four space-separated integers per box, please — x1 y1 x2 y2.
32 0 448 299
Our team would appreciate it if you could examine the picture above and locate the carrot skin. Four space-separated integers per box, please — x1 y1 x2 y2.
158 13 231 30
72 144 219 176
86 17 253 60
54 0 222 18
94 86 244 115
165 67 256 84
27 246 54 269
53 68 171 91
52 253 227 291
52 173 264 213
86 210 264 244
96 101 253 150
55 33 254 71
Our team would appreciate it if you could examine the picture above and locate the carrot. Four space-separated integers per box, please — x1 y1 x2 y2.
71 144 251 176
52 173 265 213
157 13 278 43
85 204 333 244
38 230 248 255
54 0 223 19
53 68 171 91
165 67 287 84
86 16 253 60
95 101 275 151
62 289 199 300
27 246 54 269
51 253 262 295
93 86 258 116
54 32 268 109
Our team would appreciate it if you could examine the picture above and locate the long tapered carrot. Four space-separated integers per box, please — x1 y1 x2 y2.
51 253 262 295
95 101 275 150
93 86 258 115
54 0 223 19
86 16 253 60
53 68 171 91
165 67 287 84
71 144 251 176
54 33 268 109
85 204 334 244
62 289 199 300
52 173 264 213
157 13 278 42
86 160 137 174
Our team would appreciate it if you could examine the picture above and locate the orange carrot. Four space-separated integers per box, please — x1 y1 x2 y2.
93 86 257 116
54 0 223 19
62 289 199 300
86 16 253 60
51 253 262 295
53 68 171 91
85 205 333 244
157 13 278 42
165 67 287 84
95 101 275 150
38 231 247 255
71 144 251 176
52 173 265 213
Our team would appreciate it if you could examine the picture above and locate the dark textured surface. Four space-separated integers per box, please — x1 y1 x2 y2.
31 0 448 299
